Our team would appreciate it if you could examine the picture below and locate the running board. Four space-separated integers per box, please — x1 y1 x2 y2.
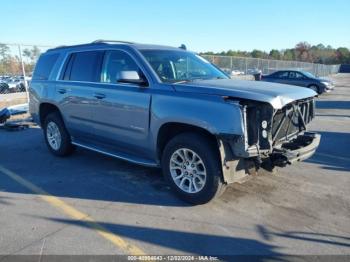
71 142 159 167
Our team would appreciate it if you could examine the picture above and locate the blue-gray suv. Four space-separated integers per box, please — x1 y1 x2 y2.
29 40 321 204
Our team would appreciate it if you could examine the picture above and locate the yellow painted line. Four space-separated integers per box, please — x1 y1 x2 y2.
0 165 145 255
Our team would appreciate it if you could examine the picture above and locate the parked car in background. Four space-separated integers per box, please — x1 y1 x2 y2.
261 70 334 94
0 76 29 93
6 78 21 91
230 70 245 76
0 82 10 94
219 68 244 77
247 68 261 75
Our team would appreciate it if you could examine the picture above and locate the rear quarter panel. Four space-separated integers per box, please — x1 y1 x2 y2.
29 80 59 126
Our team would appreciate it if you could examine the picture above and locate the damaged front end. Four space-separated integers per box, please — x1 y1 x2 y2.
218 98 321 183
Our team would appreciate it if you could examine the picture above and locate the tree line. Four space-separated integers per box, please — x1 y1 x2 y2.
0 43 41 75
1 41 349 75
200 42 350 65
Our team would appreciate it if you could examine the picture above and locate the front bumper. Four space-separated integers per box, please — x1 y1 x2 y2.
322 83 334 92
218 132 321 184
270 132 321 167
325 86 334 92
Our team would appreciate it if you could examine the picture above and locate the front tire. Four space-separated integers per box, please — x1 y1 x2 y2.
309 85 320 94
43 112 74 156
161 132 226 205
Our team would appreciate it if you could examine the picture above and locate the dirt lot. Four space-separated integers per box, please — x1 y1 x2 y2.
0 74 349 258
0 93 27 109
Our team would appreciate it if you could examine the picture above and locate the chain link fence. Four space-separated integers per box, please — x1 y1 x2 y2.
202 55 340 77
0 43 341 110
0 43 52 109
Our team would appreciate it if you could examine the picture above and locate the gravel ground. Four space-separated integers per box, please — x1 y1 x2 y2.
0 92 27 109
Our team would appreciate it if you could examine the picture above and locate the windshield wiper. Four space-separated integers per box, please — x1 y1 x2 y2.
173 80 193 84
211 76 227 80
173 76 226 84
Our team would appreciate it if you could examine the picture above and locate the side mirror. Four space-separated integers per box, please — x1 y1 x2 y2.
117 71 147 86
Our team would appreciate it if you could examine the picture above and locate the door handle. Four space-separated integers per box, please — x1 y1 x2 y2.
93 93 106 99
58 88 67 94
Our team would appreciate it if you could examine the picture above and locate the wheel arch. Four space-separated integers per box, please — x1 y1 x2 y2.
156 122 219 161
39 102 62 126
308 84 320 94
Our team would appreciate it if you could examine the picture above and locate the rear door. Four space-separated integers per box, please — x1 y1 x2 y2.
56 50 104 140
89 50 152 158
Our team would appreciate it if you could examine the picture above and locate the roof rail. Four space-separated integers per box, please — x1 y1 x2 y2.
46 40 135 52
92 39 135 44
47 45 69 51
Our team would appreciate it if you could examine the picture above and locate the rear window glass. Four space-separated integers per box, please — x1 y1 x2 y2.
32 53 59 80
63 51 103 82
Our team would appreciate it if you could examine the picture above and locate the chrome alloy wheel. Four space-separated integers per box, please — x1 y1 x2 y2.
46 121 62 151
169 148 207 193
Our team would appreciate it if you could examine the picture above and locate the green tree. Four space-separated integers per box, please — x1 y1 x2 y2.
269 49 281 60
23 46 41 62
201 42 349 64
336 47 350 64
316 43 326 50
0 43 10 60
295 42 312 62
251 49 266 58
0 43 11 74
282 49 295 60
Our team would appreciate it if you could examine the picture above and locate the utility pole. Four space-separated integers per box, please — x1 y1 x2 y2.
18 44 29 103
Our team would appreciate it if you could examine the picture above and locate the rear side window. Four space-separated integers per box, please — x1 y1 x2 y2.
276 71 289 78
32 53 59 80
62 51 104 82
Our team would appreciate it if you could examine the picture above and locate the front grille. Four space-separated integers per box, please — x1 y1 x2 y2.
272 98 315 144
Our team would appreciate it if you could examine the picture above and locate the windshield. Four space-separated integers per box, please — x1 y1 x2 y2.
140 50 228 83
302 71 315 78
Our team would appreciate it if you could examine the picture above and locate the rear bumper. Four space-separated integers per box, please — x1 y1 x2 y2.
270 132 321 167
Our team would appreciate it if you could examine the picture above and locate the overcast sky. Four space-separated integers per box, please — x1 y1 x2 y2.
2 0 349 52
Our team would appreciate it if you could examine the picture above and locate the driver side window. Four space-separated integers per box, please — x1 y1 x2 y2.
100 50 141 84
289 72 304 79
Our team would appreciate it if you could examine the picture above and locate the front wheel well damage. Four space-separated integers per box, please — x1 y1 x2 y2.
157 123 219 161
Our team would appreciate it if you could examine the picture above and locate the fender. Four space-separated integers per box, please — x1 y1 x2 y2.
149 92 245 160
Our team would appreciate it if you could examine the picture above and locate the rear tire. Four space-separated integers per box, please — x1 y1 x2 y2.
43 112 75 156
161 132 226 205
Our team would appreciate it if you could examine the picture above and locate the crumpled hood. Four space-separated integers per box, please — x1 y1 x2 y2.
173 79 316 109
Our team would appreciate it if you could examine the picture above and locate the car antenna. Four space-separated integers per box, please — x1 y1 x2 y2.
179 44 187 50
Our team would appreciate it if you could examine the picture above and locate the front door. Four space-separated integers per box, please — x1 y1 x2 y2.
90 50 152 159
